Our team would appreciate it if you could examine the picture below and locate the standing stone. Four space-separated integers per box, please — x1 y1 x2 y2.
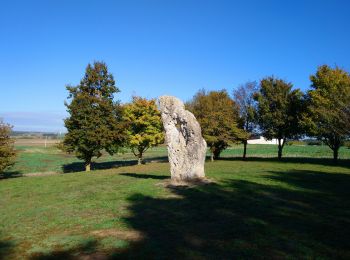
158 96 207 182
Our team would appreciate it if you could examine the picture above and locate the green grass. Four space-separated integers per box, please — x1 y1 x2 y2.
9 145 168 175
6 144 350 175
220 144 350 158
1 157 350 259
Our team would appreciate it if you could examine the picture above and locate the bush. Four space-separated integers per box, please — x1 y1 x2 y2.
0 120 16 173
305 139 323 146
286 140 306 146
343 140 350 149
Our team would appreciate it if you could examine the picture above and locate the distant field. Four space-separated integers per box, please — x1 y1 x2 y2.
5 142 350 175
14 138 59 146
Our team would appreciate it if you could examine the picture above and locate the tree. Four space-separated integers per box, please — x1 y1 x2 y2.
254 77 304 160
233 81 258 159
0 120 16 174
63 61 127 171
305 65 350 162
123 96 164 165
187 89 246 161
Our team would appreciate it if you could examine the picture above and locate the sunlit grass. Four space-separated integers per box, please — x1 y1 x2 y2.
6 144 350 175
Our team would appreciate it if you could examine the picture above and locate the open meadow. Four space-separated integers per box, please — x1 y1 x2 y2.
5 140 350 176
1 142 350 259
2 1 350 259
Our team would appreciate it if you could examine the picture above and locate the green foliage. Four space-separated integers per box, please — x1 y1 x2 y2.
305 65 350 161
62 61 127 171
305 139 323 146
286 140 305 146
123 96 164 164
343 140 350 149
254 77 304 159
0 120 16 173
187 89 247 160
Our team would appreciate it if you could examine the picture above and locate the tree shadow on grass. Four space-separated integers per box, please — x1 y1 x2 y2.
0 171 23 179
29 238 99 260
0 239 16 259
62 156 169 173
217 156 350 168
267 169 350 197
143 156 168 163
27 169 350 259
62 160 138 173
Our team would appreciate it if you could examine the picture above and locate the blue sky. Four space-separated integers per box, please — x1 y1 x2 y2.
0 0 349 132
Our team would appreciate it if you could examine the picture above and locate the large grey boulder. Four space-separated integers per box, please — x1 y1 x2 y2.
158 96 207 182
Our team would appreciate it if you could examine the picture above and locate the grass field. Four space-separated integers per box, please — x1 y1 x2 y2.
1 143 350 259
5 142 350 176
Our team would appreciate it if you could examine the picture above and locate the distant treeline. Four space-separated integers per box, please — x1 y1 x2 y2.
11 131 64 139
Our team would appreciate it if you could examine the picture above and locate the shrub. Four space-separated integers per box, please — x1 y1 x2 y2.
343 140 350 149
305 139 323 146
0 120 16 173
286 140 306 146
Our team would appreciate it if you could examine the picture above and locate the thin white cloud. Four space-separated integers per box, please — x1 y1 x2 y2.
0 111 67 132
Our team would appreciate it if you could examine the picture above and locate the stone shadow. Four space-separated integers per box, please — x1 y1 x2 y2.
119 173 169 180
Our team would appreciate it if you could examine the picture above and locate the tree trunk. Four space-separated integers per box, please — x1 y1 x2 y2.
213 149 221 160
85 161 91 172
325 135 340 163
137 153 143 165
278 139 283 160
333 147 339 163
243 140 247 160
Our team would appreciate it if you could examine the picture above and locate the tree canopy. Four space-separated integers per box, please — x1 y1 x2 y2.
254 77 304 159
63 61 127 171
0 120 16 174
187 89 246 161
123 96 164 165
304 65 350 162
233 81 258 159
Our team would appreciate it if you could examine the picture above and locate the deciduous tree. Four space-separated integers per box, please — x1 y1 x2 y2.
233 81 258 159
63 61 127 171
305 65 350 162
187 89 246 161
123 96 164 165
0 120 16 174
254 77 304 160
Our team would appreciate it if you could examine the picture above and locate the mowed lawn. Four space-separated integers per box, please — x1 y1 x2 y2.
1 156 350 259
6 143 350 175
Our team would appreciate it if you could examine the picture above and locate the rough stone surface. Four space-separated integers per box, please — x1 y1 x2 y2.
158 96 207 182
